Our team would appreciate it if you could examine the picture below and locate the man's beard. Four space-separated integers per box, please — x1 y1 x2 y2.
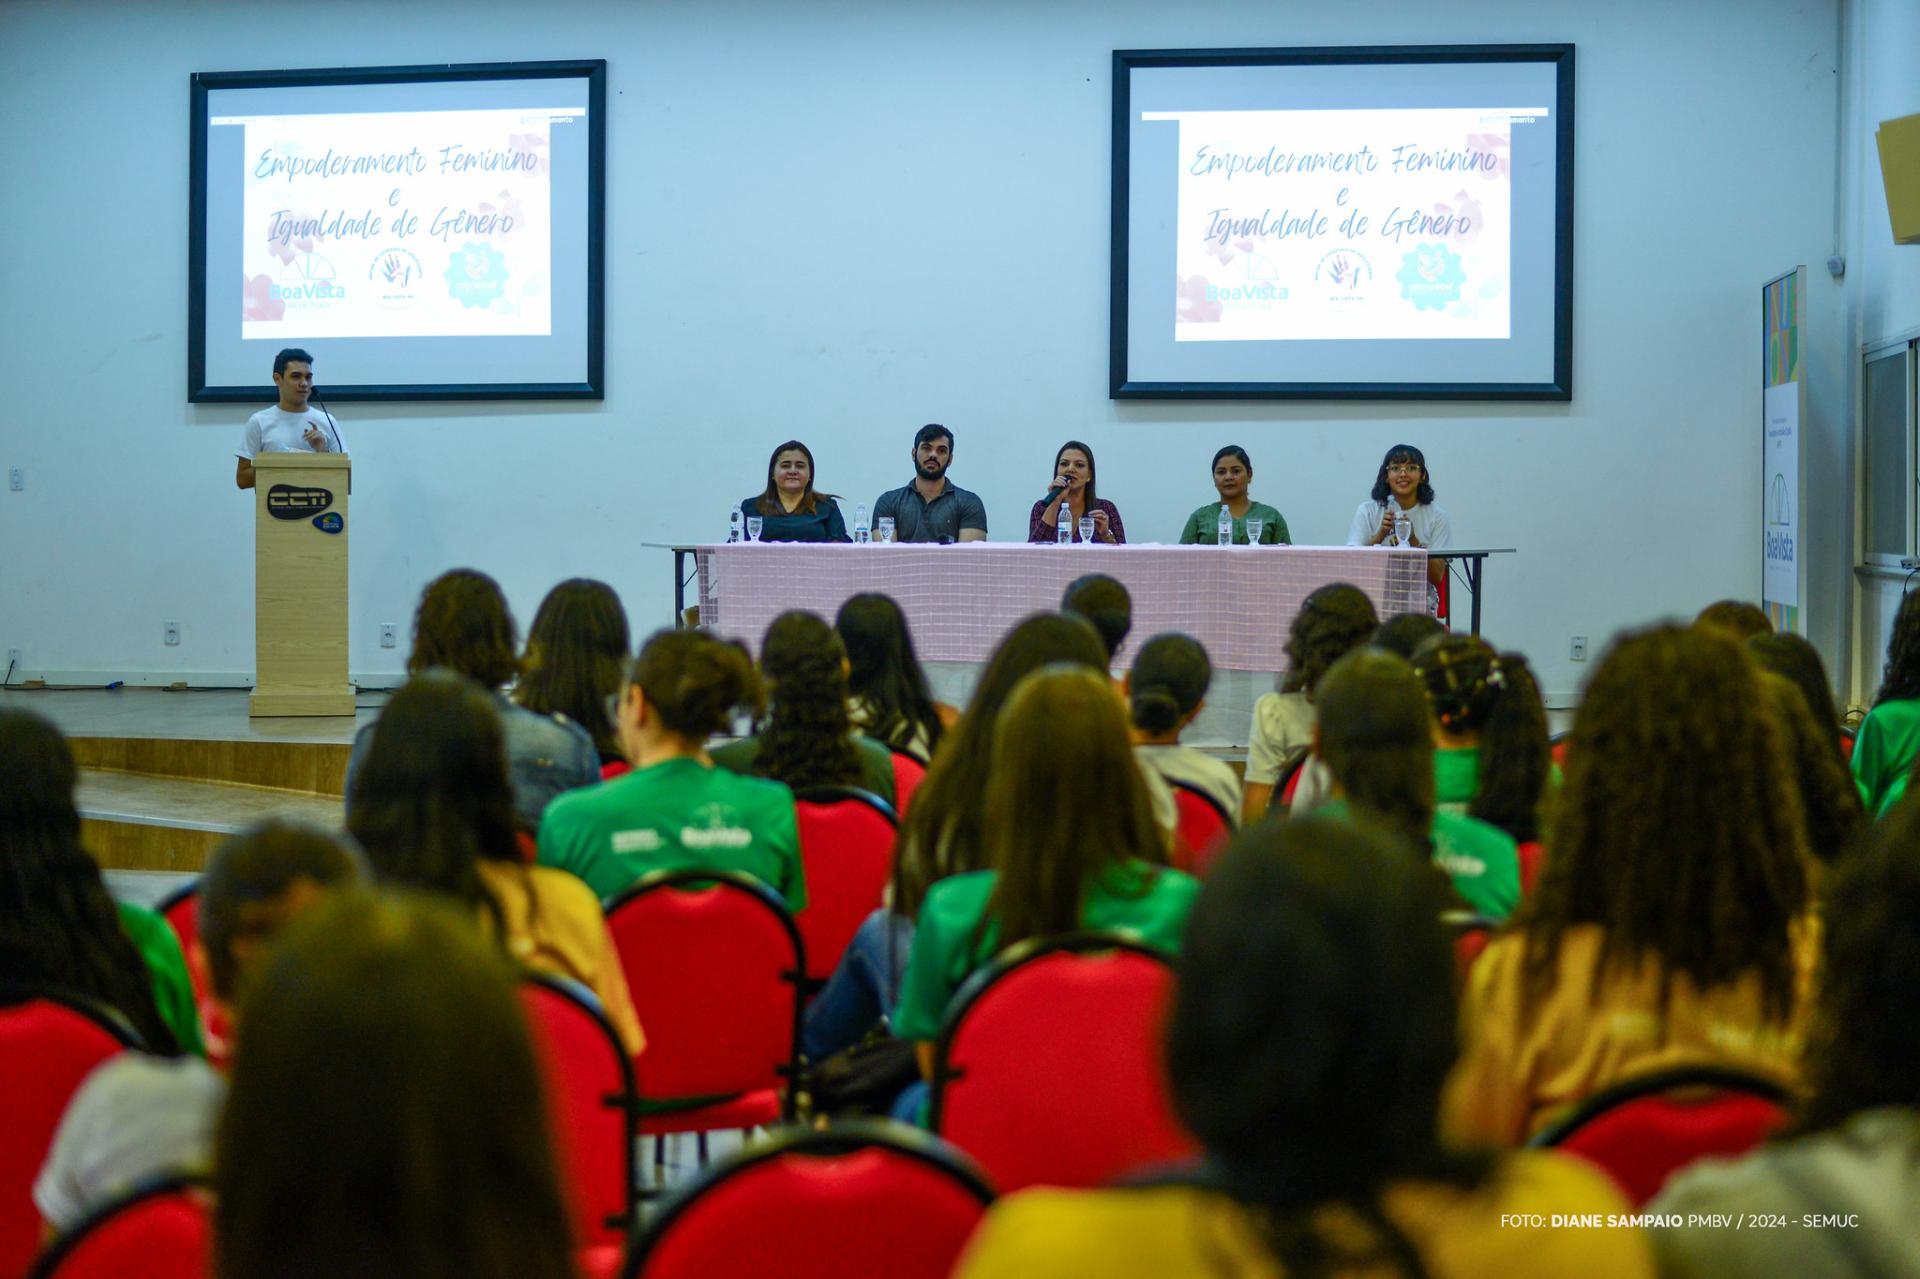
918 458 948 482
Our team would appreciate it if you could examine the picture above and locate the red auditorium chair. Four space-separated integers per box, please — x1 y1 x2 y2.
153 880 229 1064
603 871 805 1146
25 1175 210 1279
1168 783 1232 876
791 786 898 988
888 749 927 816
622 1120 993 1279
1527 1065 1792 1207
930 933 1198 1193
1550 731 1572 767
0 990 143 1277
518 973 639 1247
1515 841 1544 895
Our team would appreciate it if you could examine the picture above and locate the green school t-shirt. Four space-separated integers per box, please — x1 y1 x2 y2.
1852 697 1920 818
536 756 805 911
891 860 1201 1042
115 901 205 1056
1176 502 1290 546
710 733 897 810
1321 799 1520 921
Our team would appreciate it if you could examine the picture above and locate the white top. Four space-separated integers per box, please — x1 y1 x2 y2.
237 405 346 459
34 1052 226 1231
1346 499 1452 549
1245 690 1316 786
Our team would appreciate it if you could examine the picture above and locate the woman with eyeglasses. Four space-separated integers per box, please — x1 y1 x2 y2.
1349 444 1452 594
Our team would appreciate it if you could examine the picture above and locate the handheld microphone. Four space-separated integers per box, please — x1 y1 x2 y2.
312 393 344 453
1039 476 1070 506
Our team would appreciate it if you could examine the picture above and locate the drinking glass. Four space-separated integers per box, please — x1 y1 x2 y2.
1078 516 1096 543
1245 517 1264 545
745 516 763 542
876 517 896 544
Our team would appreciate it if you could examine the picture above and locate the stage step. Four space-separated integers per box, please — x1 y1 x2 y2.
69 735 349 796
77 769 344 873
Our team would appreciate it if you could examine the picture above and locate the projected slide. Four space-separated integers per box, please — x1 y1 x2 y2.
241 109 559 340
1163 108 1527 342
190 61 605 403
1113 47 1573 400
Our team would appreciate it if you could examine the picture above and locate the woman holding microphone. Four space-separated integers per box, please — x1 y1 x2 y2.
1028 440 1126 544
1349 443 1451 592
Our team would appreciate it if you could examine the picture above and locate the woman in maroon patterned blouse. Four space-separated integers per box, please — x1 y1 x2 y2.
1027 439 1126 544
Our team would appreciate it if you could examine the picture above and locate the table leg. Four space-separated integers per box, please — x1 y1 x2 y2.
1468 556 1484 636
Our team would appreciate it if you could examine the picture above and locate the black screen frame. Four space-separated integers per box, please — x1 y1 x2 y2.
1110 44 1574 402
188 58 607 404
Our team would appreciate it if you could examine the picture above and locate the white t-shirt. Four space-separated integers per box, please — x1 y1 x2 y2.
1245 690 1316 786
1346 498 1452 549
1134 744 1243 832
34 1052 226 1231
236 405 345 459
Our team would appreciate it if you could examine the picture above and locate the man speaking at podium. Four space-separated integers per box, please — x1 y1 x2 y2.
234 348 346 490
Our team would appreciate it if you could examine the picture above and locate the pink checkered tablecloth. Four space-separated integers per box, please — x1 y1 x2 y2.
694 543 1428 672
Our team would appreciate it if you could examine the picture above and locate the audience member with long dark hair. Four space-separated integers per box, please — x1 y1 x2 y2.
1853 587 1920 815
892 666 1193 1078
1412 634 1555 843
0 707 193 1055
214 891 579 1279
346 568 598 831
1314 649 1520 920
1242 582 1379 822
712 610 895 804
1693 598 1775 641
955 819 1651 1279
539 629 803 910
801 613 1108 1061
1758 671 1865 869
35 820 360 1235
1372 611 1447 660
1128 632 1242 831
351 671 641 1056
514 577 631 770
836 592 950 763
1446 625 1816 1146
1747 631 1849 741
1648 799 1920 1277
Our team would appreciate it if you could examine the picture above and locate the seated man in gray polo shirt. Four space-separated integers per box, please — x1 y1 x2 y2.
872 423 989 543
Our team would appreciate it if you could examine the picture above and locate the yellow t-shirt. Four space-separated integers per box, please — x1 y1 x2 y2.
1444 922 1817 1147
951 1151 1651 1279
479 860 645 1058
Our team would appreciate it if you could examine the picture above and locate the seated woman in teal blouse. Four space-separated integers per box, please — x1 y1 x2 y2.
740 440 850 542
1177 445 1291 545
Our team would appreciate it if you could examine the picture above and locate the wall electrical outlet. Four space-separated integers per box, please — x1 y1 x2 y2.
1569 635 1588 662
379 623 398 649
5 648 21 669
7 467 21 491
164 620 181 647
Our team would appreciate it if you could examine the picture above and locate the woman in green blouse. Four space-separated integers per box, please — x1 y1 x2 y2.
1177 445 1291 545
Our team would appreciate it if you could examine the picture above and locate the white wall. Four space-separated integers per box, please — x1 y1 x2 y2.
0 0 1847 702
1844 0 1920 703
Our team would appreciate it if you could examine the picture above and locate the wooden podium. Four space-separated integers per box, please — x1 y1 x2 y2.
250 452 354 717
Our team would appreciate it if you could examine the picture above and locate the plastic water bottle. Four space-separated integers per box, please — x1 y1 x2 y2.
728 507 743 544
853 503 871 544
1218 503 1233 546
1057 503 1073 544
1393 505 1412 548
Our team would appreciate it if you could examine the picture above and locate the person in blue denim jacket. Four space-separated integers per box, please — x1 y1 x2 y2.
345 569 597 833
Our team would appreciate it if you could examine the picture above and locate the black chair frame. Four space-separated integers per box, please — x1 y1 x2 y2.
927 930 1174 1133
1526 1064 1793 1149
0 984 146 1052
620 1118 993 1278
151 879 200 922
791 784 899 825
519 970 642 1234
25 1173 210 1279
